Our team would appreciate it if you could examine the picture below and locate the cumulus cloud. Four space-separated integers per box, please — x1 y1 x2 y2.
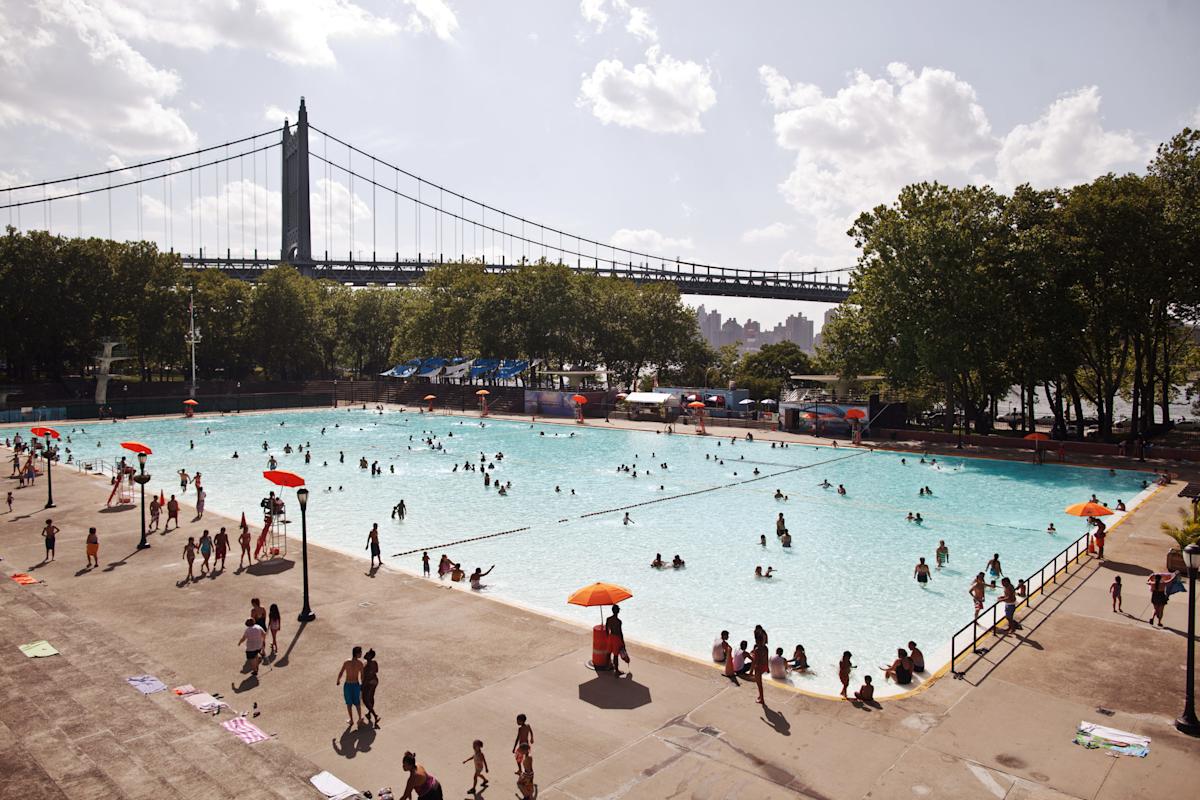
741 221 794 243
625 6 657 42
580 0 609 31
403 0 458 42
579 46 716 134
995 87 1145 188
90 0 402 67
758 62 1147 263
263 105 289 126
610 227 693 253
0 0 196 155
580 0 655 41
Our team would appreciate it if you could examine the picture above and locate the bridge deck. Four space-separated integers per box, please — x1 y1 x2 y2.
179 256 852 302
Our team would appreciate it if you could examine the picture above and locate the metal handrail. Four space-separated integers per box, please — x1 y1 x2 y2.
949 527 1093 677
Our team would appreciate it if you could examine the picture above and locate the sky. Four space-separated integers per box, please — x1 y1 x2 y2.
1 0 1198 331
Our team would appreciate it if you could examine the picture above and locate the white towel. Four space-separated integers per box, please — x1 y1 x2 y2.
310 770 358 800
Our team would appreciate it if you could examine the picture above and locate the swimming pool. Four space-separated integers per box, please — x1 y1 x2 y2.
8 409 1153 696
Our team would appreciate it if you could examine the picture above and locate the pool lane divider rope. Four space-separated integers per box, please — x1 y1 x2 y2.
391 450 868 558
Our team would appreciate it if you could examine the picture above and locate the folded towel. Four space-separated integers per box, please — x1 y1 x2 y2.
182 692 227 713
172 684 198 696
310 770 358 800
18 640 59 658
11 573 40 585
126 675 167 695
221 717 269 744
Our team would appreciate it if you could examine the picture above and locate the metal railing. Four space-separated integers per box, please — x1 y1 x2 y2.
949 527 1093 677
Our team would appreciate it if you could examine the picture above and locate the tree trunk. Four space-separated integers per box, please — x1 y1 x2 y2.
944 376 955 433
1161 336 1172 425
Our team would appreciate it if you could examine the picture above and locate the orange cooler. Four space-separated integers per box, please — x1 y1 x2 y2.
592 625 609 668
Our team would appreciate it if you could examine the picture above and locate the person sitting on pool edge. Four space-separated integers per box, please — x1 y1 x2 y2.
769 647 789 680
651 553 665 568
732 641 754 676
853 675 875 703
907 641 925 672
883 648 914 685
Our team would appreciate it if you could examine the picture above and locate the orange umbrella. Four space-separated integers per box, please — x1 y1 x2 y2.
423 394 437 401
475 389 490 396
1064 501 1113 517
845 408 866 420
121 441 153 455
572 394 588 405
31 426 60 439
568 582 633 623
263 470 305 488
182 399 199 406
802 411 819 419
1024 432 1049 441
686 401 705 409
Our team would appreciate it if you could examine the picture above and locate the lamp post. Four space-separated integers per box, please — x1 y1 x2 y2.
236 381 241 414
1176 542 1200 735
43 435 55 509
134 451 151 550
296 487 315 622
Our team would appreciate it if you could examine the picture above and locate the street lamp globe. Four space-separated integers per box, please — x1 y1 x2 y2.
297 487 309 510
137 451 147 469
1184 542 1200 571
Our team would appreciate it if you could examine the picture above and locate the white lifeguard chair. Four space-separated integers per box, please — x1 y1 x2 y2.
261 502 289 559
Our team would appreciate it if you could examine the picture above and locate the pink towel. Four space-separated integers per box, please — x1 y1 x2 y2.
221 717 268 744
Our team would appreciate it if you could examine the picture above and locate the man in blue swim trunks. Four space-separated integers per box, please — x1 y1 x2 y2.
336 646 364 726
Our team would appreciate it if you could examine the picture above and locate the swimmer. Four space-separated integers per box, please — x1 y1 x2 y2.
780 531 792 548
837 484 846 496
1046 523 1056 534
913 557 932 586
986 553 1003 580
906 512 914 522
755 566 775 579
774 489 784 499
623 513 633 526
818 479 832 488
760 535 767 547
1115 499 1126 511
671 555 685 568
969 573 987 615
651 553 664 568
914 513 923 524
935 540 949 568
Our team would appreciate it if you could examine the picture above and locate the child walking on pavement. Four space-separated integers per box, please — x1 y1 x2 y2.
462 739 489 794
512 713 533 774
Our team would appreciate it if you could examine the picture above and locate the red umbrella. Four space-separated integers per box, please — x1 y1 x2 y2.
263 470 305 488
1024 432 1050 441
845 408 866 420
121 441 153 455
802 412 819 419
31 426 60 439
686 401 706 409
572 394 588 405
182 399 199 406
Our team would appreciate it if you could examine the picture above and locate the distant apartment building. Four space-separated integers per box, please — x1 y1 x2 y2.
695 305 816 353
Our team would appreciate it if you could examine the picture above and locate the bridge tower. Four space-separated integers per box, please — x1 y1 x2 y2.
281 97 313 272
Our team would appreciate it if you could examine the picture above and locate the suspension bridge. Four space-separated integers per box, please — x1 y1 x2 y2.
1 99 851 302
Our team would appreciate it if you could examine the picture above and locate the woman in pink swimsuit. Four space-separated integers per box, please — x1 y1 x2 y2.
400 751 442 799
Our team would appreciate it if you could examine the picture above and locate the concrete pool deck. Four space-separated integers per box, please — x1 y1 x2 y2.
2 433 1199 799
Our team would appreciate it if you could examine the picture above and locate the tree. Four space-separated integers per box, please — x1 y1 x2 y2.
248 265 324 380
736 341 813 399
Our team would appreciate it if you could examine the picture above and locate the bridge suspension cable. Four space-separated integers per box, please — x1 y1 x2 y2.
308 124 852 277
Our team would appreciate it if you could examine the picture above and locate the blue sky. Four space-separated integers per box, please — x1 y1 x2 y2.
1 0 1198 329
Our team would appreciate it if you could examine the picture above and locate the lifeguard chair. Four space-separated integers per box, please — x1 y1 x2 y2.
255 497 289 560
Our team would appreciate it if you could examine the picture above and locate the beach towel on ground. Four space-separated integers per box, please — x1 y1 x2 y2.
310 770 359 800
172 684 198 696
1073 721 1150 757
126 675 167 695
10 573 40 585
18 640 59 658
182 692 227 713
221 717 269 744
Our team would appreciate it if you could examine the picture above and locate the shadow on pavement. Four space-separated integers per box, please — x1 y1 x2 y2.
274 619 309 668
246 558 295 576
578 674 652 709
332 721 377 758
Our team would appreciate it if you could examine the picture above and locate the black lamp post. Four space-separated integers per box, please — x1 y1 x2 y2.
1176 542 1200 735
43 434 56 509
135 451 151 550
296 487 315 622
236 381 241 414
122 384 128 419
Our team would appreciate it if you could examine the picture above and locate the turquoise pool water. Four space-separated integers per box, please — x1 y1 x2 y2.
8 409 1152 695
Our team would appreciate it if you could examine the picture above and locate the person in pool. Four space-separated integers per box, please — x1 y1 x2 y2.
651 553 665 568
788 644 808 671
936 540 949 568
986 553 1003 580
913 557 932 586
837 484 847 495
781 531 792 548
755 566 775 578
819 479 832 488
914 513 923 524
1047 523 1056 534
671 555 685 568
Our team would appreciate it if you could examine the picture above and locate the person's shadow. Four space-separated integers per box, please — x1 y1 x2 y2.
761 705 791 735
366 563 381 578
331 721 376 758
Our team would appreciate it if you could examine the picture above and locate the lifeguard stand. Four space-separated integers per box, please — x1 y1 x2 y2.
257 500 289 560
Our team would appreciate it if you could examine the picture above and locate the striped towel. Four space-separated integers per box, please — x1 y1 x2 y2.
221 717 269 744
11 573 40 585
